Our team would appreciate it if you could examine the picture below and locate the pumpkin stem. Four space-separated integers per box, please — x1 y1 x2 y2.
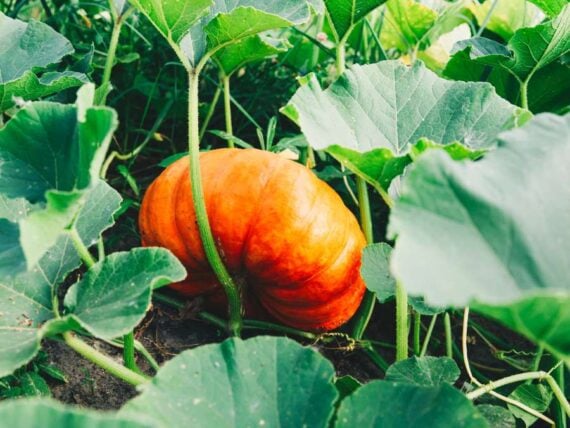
187 68 243 337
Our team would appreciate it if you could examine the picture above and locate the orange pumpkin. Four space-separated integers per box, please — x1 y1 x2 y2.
139 148 366 331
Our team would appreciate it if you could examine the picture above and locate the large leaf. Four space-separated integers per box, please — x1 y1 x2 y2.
0 399 151 427
324 0 387 41
131 0 310 67
0 181 121 377
0 13 85 111
384 356 460 387
57 248 186 339
336 381 488 427
0 86 118 268
388 113 570 362
444 6 570 110
445 37 570 113
283 60 525 193
121 336 338 427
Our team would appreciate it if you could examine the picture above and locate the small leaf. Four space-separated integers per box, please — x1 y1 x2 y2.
324 0 387 41
335 375 361 399
507 384 553 427
336 381 488 427
20 372 50 397
121 336 338 427
384 356 460 387
57 248 186 340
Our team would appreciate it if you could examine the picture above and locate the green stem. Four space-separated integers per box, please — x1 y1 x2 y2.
554 363 568 428
395 281 408 361
69 227 96 268
99 12 125 105
444 312 453 359
122 332 139 372
63 332 148 386
222 74 234 144
467 369 570 419
199 85 222 141
520 78 530 110
187 69 243 336
420 314 438 357
530 346 544 373
413 312 421 356
336 40 347 76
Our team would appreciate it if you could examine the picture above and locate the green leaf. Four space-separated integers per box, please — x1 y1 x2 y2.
20 372 50 397
528 0 569 17
0 71 88 112
477 405 516 428
444 6 570 105
0 13 86 111
0 87 118 268
380 0 470 53
121 336 338 427
507 384 553 426
0 399 151 427
131 0 310 67
335 375 361 399
384 356 460 386
0 13 73 82
324 0 387 41
127 0 212 44
336 381 488 427
284 60 524 193
0 220 25 277
214 34 287 76
57 248 186 340
388 113 570 362
0 182 121 377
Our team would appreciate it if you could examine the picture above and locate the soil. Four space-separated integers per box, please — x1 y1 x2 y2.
43 293 535 411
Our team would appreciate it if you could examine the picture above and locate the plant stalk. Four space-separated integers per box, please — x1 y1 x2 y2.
395 281 409 361
69 227 96 268
123 332 138 372
444 312 453 358
187 69 243 336
420 314 438 357
554 363 568 428
63 332 148 386
99 12 126 106
222 74 234 144
199 86 222 141
413 312 421 356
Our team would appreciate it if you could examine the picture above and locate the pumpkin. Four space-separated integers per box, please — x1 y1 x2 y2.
139 148 366 331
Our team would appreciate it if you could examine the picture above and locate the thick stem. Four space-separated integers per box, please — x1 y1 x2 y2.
222 74 234 144
444 312 453 358
187 70 242 336
413 312 421 356
99 16 123 106
395 281 409 361
123 331 138 372
199 86 222 141
63 332 148 386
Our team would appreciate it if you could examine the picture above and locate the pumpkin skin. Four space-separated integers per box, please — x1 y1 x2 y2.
139 148 366 331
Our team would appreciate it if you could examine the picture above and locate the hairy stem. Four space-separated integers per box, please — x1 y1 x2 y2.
122 331 139 372
69 227 96 268
199 86 222 141
444 312 453 358
187 69 242 336
413 312 421 356
63 332 148 386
